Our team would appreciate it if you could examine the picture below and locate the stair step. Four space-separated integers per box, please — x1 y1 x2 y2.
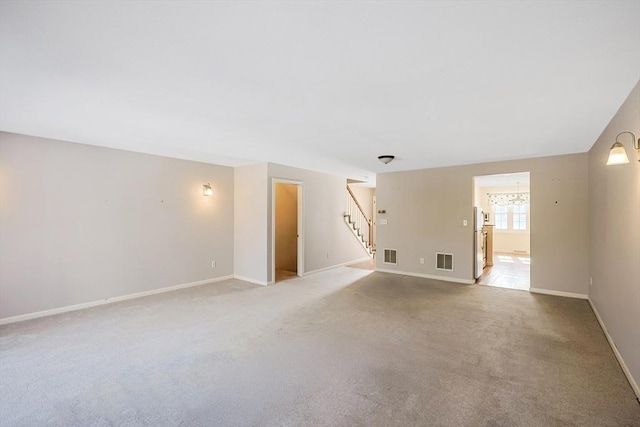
343 199 374 259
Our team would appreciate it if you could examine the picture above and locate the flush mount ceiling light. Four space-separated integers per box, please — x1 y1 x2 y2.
203 183 213 196
378 155 395 164
606 131 639 165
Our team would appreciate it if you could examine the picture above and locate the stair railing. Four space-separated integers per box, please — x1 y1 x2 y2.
345 186 373 253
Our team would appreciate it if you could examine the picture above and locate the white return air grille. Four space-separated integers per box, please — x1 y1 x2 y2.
383 249 397 265
435 253 453 271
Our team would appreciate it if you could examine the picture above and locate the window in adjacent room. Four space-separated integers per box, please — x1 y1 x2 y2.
494 205 508 229
513 204 527 230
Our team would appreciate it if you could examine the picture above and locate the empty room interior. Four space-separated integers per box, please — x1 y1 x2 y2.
1 1 639 426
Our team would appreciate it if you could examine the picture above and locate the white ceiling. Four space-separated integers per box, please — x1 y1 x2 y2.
1 1 638 185
474 172 530 188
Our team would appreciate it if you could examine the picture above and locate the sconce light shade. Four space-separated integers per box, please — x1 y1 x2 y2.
606 132 639 165
203 183 213 196
606 142 630 165
378 155 395 164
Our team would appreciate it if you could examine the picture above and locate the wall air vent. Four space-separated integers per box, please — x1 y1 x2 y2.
383 249 397 265
436 253 453 271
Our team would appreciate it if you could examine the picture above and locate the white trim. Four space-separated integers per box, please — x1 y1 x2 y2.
271 178 305 284
375 268 475 285
372 195 377 251
304 257 372 276
234 275 269 287
0 275 234 325
296 183 304 276
529 288 588 299
588 298 640 399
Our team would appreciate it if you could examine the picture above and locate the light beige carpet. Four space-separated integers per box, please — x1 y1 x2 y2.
1 267 638 426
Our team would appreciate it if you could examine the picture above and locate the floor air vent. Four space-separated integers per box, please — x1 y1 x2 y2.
436 253 453 271
383 249 397 265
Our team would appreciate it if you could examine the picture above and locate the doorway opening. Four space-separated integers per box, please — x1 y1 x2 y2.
473 172 531 291
273 180 303 283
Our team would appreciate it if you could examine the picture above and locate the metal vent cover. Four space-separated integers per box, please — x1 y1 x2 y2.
383 249 397 265
436 253 453 271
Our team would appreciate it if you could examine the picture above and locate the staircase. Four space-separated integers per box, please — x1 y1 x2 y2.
344 186 375 257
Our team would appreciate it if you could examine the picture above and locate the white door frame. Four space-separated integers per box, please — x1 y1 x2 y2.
472 172 531 289
372 195 377 251
271 178 304 283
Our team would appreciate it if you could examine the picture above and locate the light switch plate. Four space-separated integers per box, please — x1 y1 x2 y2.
380 219 388 225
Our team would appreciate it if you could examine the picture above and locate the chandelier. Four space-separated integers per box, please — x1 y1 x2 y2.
487 182 529 206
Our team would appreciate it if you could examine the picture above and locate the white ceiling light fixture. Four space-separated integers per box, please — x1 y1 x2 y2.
606 132 639 165
378 155 395 164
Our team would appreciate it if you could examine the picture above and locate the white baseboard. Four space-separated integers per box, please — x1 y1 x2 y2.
233 275 269 286
0 275 234 326
304 257 373 276
588 298 640 399
375 268 476 285
529 288 588 299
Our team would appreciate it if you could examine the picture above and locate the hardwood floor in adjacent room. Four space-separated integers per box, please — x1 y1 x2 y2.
477 252 530 290
346 258 375 270
275 269 298 282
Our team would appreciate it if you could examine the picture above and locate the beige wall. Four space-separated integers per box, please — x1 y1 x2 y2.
234 162 370 284
478 185 530 254
347 184 375 220
588 81 640 395
0 132 234 319
492 233 530 255
376 153 589 294
275 183 298 272
268 163 370 282
233 163 268 284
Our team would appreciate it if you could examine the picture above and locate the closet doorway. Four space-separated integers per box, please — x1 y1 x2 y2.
273 180 303 283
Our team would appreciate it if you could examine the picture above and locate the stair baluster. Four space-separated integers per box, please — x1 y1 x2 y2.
344 186 374 257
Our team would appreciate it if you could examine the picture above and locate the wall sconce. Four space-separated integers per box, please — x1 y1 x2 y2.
606 132 639 165
203 183 213 196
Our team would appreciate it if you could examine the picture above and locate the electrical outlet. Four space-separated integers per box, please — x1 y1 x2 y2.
326 252 331 259
211 261 216 268
419 258 424 264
